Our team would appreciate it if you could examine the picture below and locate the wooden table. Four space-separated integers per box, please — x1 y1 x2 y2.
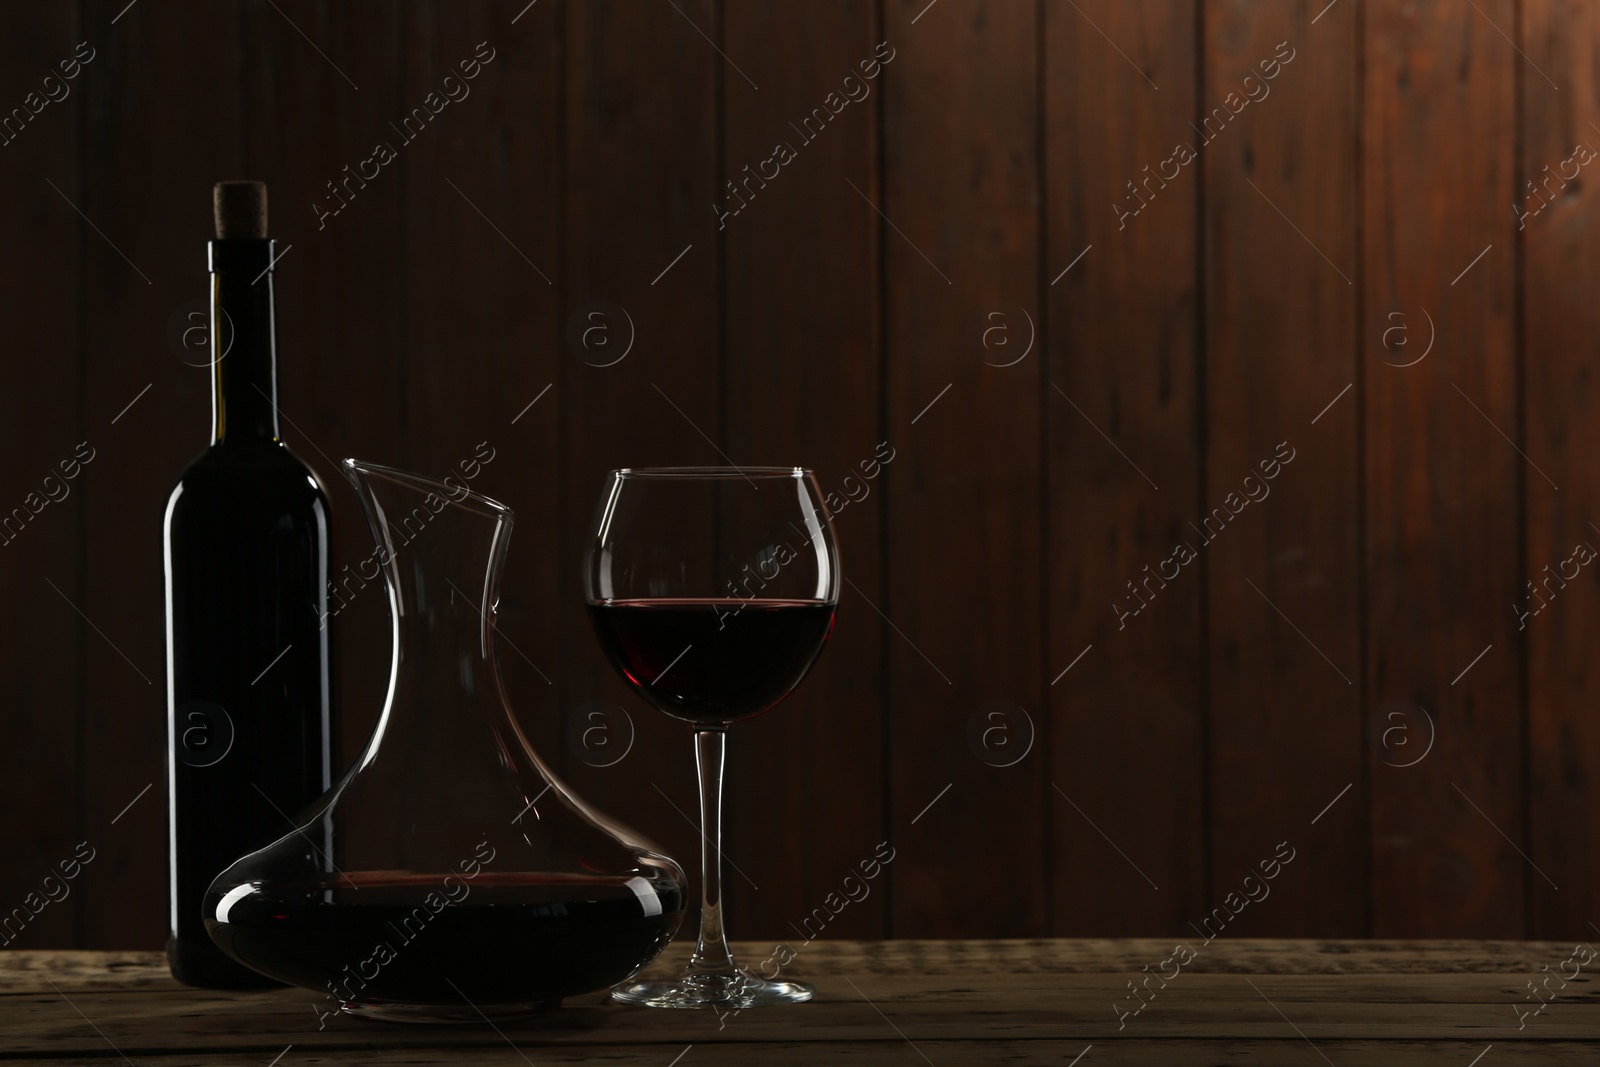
2 939 1595 1064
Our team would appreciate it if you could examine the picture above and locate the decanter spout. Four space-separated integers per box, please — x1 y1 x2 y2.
343 459 511 663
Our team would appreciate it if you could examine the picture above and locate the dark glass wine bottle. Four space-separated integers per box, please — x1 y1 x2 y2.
163 182 333 988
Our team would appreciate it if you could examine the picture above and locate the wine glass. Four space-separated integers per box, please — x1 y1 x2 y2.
585 466 840 1008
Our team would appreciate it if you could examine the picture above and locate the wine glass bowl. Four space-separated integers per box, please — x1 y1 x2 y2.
586 467 840 1008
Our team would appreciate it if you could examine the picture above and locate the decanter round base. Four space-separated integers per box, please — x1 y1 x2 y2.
340 996 562 1024
611 970 814 1009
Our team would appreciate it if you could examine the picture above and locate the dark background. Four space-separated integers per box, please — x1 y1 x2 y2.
3 0 1597 949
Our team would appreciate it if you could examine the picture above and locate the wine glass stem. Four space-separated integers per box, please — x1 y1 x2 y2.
688 727 736 975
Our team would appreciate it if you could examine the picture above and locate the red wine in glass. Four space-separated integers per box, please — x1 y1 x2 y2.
587 598 835 725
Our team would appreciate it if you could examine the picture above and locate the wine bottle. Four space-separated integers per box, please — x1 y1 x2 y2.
163 182 334 988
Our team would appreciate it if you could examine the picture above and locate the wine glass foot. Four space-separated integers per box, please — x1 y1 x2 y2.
611 969 814 1009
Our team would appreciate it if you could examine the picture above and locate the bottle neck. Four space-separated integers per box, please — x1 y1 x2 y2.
209 239 281 447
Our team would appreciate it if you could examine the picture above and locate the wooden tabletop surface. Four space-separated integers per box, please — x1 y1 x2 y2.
2 938 1596 1064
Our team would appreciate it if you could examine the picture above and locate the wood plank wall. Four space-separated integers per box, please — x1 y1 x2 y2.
1 0 1595 948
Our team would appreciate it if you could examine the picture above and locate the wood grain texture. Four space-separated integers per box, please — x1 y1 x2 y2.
882 0 1045 937
5 935 1580 976
1363 0 1525 936
1520 0 1600 941
0 3 84 950
0 937 1580 988
720 0 887 939
399 2 564 763
2 941 1595 1063
557 0 719 932
3 1045 1596 1067
80 0 244 950
8 0 1600 951
1044 0 1205 936
1203 2 1365 934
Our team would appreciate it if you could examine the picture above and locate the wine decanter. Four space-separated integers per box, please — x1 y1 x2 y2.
204 460 685 1023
